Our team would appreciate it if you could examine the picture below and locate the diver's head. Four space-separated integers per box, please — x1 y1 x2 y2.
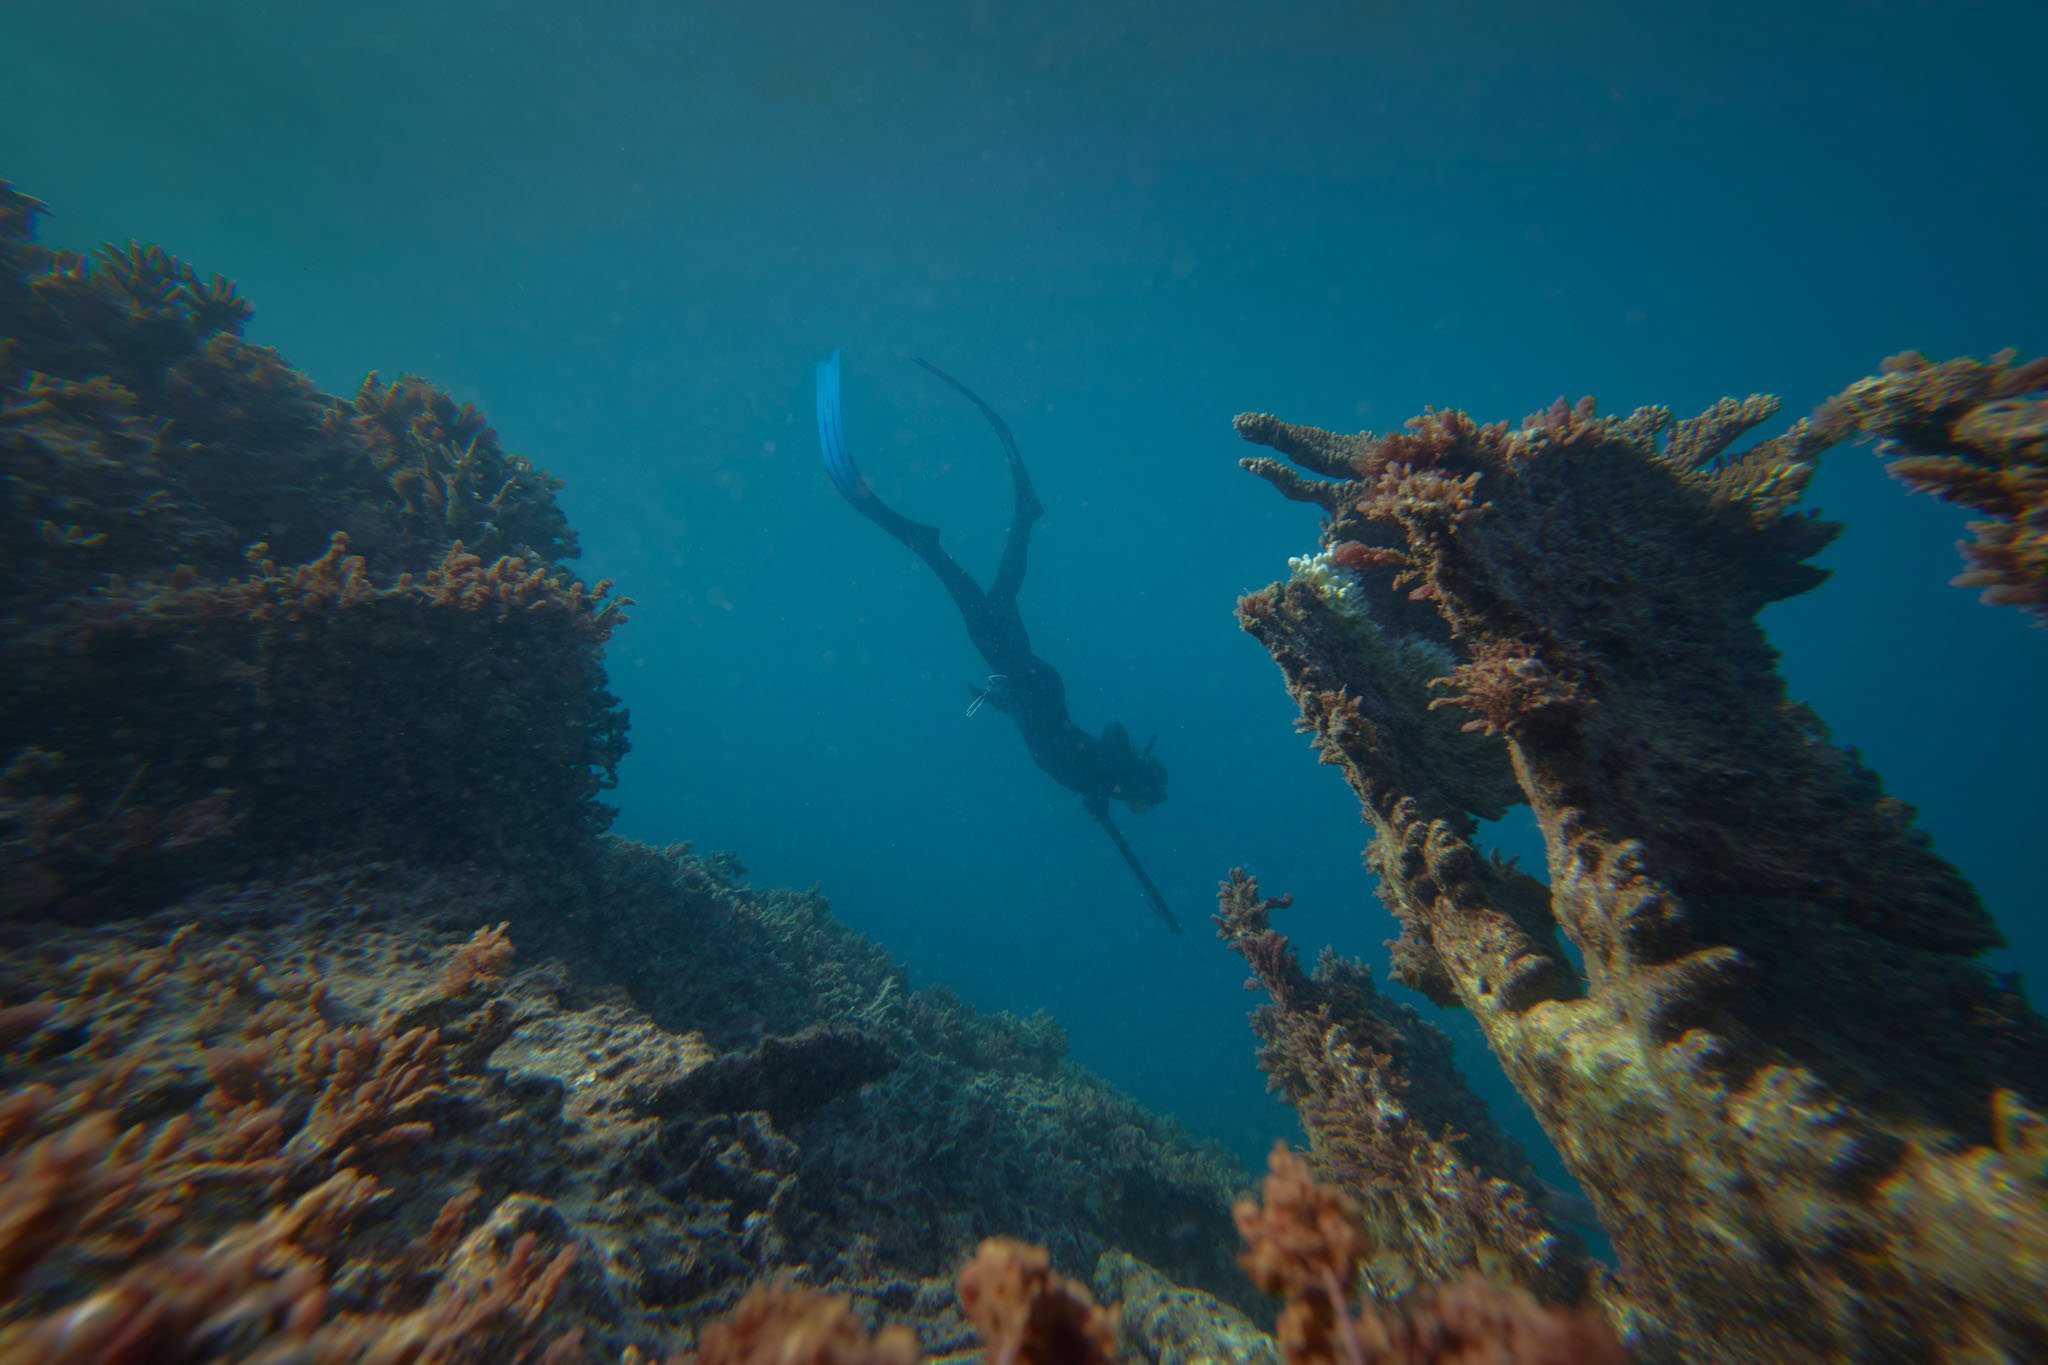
1103 723 1168 813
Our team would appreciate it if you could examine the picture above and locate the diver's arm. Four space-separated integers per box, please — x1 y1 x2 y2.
1085 796 1183 934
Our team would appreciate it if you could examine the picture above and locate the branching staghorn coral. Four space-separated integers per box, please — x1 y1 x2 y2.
347 370 578 566
0 1160 584 1364
1214 870 1598 1312
1236 370 2048 1361
1809 348 2048 620
0 913 593 1364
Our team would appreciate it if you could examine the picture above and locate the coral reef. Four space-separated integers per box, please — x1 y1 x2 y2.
1213 870 1598 1310
0 180 627 911
0 876 599 1362
1809 349 2048 620
1236 376 2048 1360
1 182 1308 1363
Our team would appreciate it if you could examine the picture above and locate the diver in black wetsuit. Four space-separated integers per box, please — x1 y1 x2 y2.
815 350 1180 932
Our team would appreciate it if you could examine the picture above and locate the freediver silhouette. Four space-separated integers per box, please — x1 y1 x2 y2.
815 350 1181 933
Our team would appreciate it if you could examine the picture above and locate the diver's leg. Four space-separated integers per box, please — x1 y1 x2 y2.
817 350 996 634
989 488 1036 607
912 358 1043 604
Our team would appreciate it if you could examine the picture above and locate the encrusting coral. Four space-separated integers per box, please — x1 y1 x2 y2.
1235 370 2048 1361
548 843 1256 1314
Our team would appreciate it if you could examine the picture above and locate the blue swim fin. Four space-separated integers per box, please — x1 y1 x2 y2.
816 348 867 503
816 349 947 553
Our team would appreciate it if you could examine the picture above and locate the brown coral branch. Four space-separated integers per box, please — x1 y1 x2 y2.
683 1281 921 1365
0 907 608 1363
0 1113 137 1301
1215 868 1304 1005
286 1024 448 1167
1425 641 1587 738
441 922 516 997
956 1237 1117 1365
0 1174 358 1365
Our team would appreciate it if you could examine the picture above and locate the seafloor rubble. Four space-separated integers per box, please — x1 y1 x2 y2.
1235 369 2048 1361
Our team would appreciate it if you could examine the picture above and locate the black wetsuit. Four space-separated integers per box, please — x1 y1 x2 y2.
820 357 1177 930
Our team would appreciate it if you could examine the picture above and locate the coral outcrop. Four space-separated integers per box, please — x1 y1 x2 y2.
0 177 1638 1361
1236 377 2048 1360
0 180 627 913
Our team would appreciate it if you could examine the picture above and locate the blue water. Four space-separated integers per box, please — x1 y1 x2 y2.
9 0 2042 1180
